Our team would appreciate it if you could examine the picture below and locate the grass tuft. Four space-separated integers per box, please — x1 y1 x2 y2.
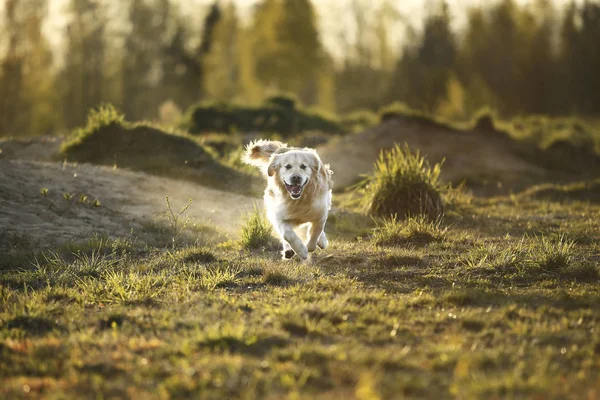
372 215 447 247
263 269 293 286
200 266 240 290
61 104 125 150
356 143 444 219
532 234 576 272
240 205 276 250
260 263 308 286
462 240 530 275
177 247 217 264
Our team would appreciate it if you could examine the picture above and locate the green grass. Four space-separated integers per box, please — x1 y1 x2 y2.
1 187 600 399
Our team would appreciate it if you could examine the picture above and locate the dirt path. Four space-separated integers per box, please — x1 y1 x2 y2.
0 159 261 246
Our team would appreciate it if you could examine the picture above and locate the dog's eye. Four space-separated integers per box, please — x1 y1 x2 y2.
285 165 292 170
300 164 307 170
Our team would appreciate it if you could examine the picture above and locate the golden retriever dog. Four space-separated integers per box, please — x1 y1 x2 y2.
243 140 334 260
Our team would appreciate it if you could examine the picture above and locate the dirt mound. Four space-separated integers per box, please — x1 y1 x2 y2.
61 122 262 195
536 140 600 174
0 136 62 161
318 114 545 194
518 179 600 203
0 159 261 247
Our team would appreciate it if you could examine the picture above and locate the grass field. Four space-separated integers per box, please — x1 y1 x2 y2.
1 189 599 399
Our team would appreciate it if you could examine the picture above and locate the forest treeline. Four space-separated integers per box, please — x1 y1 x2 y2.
1 0 599 136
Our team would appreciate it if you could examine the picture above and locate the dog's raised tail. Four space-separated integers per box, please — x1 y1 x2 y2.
243 139 287 167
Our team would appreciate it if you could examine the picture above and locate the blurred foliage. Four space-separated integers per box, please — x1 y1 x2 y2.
1 0 600 137
181 96 341 136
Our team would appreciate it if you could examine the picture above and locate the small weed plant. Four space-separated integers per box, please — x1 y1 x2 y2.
200 266 241 290
240 205 275 250
532 234 576 272
165 196 192 248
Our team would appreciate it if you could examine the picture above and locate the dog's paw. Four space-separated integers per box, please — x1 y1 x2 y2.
282 249 295 260
296 246 309 260
307 243 318 253
317 234 328 249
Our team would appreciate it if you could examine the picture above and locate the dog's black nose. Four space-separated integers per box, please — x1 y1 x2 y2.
290 174 303 185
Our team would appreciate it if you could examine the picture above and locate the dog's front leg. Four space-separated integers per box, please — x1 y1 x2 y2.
306 219 326 253
279 221 308 260
317 232 328 249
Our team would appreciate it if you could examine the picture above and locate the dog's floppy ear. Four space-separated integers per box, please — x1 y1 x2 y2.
267 155 280 177
309 152 321 173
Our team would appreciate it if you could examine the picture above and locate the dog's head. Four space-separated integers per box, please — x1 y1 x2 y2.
268 150 320 200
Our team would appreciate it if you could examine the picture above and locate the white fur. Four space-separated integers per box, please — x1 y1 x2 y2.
243 140 334 260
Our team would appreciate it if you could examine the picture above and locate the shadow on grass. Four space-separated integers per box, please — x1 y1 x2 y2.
3 315 62 336
98 314 127 330
438 288 600 311
78 362 126 378
198 335 289 357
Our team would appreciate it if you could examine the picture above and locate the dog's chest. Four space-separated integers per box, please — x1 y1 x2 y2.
266 190 330 223
288 198 327 220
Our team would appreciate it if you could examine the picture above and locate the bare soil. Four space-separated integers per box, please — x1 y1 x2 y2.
0 158 260 246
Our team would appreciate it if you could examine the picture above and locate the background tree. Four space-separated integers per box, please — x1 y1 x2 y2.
0 0 56 135
250 0 283 97
565 2 600 114
61 0 107 128
0 0 26 135
203 3 241 102
388 1 456 113
21 2 56 135
2 0 600 137
334 0 400 112
518 0 560 115
276 0 322 105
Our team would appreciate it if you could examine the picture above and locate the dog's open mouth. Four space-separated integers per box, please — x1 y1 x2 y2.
284 183 305 199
